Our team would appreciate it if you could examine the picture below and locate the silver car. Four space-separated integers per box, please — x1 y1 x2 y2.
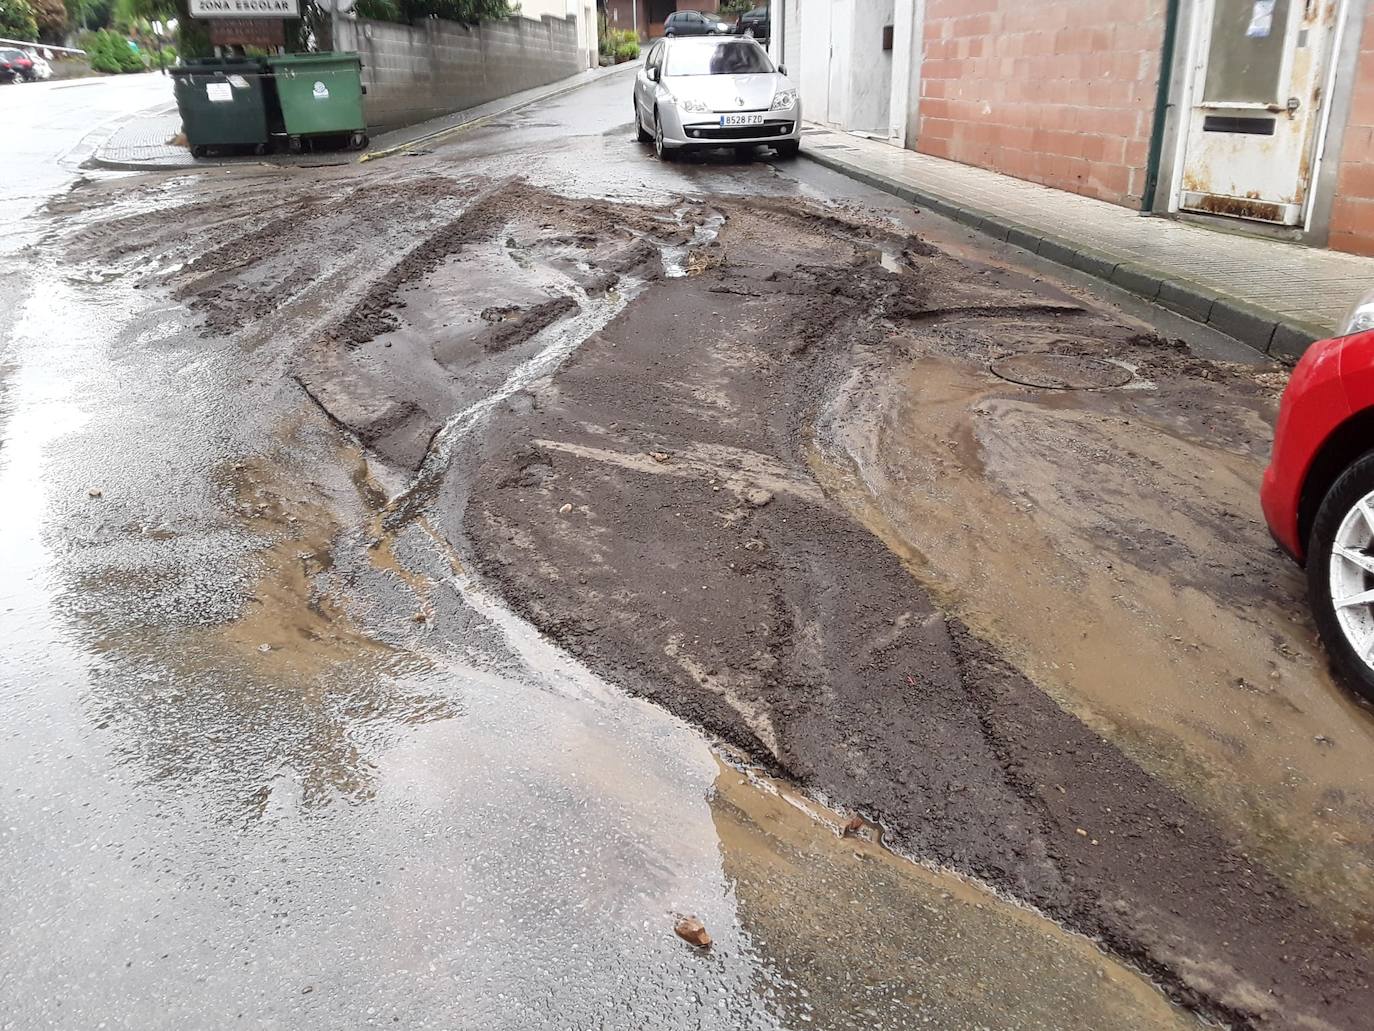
633 36 801 161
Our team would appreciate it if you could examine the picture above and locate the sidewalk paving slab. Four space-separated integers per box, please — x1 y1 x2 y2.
90 62 637 173
800 125 1374 359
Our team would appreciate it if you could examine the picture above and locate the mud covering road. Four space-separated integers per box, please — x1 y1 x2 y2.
438 201 1372 1027
24 73 1373 1029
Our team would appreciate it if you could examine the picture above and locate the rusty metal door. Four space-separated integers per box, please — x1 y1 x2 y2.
1178 0 1339 226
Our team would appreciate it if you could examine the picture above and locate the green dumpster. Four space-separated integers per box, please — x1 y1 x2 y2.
171 58 271 158
268 52 368 152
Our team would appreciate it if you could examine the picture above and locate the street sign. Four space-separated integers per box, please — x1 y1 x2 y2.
189 0 299 17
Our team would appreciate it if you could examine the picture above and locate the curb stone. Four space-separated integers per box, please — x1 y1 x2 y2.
800 145 1322 362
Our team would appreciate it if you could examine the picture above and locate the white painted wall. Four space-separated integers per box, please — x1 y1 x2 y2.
847 0 893 132
786 0 900 135
517 0 595 66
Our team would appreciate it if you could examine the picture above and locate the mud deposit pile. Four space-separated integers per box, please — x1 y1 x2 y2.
64 171 1372 1029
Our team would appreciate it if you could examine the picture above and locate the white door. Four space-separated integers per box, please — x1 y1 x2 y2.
1177 0 1340 226
798 0 832 125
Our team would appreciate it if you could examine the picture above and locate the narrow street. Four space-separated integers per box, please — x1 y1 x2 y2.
2 67 1372 1030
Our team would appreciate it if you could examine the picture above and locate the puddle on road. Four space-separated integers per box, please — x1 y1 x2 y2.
813 353 1374 943
712 766 1199 1031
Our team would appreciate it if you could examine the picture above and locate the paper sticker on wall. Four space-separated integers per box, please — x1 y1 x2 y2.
1246 0 1275 39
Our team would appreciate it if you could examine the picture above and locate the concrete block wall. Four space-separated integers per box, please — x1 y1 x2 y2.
1331 6 1374 255
916 0 1165 208
333 13 583 134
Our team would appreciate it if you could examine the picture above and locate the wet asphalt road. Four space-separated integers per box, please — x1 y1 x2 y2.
0 72 170 253
0 70 1276 1030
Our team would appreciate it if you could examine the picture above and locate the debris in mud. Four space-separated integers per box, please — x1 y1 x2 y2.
558 503 572 515
87 488 103 498
744 488 774 508
475 296 580 354
649 451 671 464
842 816 865 837
673 916 711 949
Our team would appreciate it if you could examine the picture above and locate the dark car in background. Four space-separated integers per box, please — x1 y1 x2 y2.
663 10 732 35
1 48 36 83
734 6 770 40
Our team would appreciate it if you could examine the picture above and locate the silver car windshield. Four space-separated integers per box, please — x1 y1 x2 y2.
665 41 774 77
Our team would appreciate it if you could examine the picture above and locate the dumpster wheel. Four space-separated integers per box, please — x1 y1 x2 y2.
349 132 369 151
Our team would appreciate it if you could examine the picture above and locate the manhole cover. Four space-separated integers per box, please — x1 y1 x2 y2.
989 353 1133 390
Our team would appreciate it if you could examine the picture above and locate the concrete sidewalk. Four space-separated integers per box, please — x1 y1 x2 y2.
801 125 1374 359
90 61 637 173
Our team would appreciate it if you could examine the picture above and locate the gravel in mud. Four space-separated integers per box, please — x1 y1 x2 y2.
56 168 1373 1029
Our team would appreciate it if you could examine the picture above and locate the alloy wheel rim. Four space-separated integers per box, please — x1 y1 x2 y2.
1329 489 1374 671
655 116 664 157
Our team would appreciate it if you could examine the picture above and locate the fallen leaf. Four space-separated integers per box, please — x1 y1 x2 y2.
674 916 711 948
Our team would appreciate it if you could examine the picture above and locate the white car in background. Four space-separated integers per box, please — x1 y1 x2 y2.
26 50 53 80
633 36 801 161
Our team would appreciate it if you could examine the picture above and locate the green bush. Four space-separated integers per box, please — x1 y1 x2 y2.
145 41 174 67
598 24 638 61
87 28 143 72
353 0 401 20
0 0 39 39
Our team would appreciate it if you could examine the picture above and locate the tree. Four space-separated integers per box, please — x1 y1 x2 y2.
0 0 39 39
30 0 65 38
66 0 113 31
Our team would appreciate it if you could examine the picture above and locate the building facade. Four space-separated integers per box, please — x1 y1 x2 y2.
773 0 1374 255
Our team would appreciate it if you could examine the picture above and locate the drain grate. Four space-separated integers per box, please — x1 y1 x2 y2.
989 353 1133 390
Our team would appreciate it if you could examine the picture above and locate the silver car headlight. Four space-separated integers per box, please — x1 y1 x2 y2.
772 89 797 111
1342 286 1374 336
678 97 711 113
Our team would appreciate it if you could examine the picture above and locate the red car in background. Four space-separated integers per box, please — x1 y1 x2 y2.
1263 293 1374 702
0 48 35 83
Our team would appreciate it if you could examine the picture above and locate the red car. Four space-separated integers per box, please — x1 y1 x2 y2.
0 48 35 83
1263 296 1374 701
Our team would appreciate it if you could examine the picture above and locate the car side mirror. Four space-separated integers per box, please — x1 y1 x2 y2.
778 64 787 76
649 67 660 82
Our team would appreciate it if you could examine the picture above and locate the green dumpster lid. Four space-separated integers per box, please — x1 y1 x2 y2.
266 51 361 66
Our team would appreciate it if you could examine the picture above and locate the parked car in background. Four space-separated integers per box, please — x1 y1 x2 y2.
0 48 36 83
663 10 732 35
1263 289 1374 702
733 6 770 39
633 36 800 162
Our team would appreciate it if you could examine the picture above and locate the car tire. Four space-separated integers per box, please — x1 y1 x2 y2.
1307 449 1374 704
654 110 675 161
774 140 800 159
635 103 652 143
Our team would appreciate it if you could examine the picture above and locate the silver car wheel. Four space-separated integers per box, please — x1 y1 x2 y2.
1329 490 1374 672
654 111 668 160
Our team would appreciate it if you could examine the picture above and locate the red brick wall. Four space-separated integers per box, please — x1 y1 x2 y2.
1330 8 1374 255
916 0 1166 208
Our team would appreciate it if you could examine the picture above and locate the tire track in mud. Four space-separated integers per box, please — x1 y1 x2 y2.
455 197 1374 1031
